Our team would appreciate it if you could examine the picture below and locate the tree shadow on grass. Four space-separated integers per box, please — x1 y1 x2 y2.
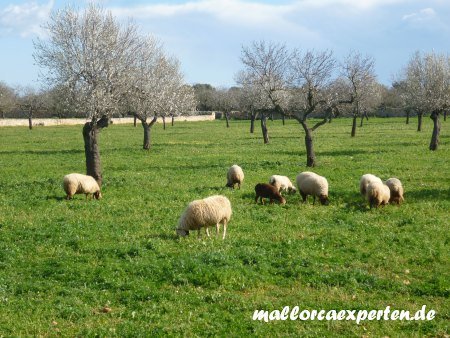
0 149 83 156
405 188 450 201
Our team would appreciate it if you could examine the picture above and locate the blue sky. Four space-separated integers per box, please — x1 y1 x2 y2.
1 0 449 89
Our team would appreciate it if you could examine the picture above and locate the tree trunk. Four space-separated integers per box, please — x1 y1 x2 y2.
225 112 230 128
261 113 269 144
351 116 357 137
250 112 256 133
301 122 315 167
360 115 364 127
133 116 137 127
429 111 440 151
82 116 110 187
171 115 174 126
141 116 158 150
142 121 150 150
444 111 447 122
406 111 410 124
282 114 285 125
269 113 273 121
28 115 32 130
417 112 423 132
162 116 166 130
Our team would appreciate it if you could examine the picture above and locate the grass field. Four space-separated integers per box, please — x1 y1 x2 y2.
0 117 448 336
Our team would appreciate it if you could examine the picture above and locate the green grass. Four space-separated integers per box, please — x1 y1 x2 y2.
0 117 448 336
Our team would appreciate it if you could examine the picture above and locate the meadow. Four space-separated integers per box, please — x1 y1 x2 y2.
0 117 448 336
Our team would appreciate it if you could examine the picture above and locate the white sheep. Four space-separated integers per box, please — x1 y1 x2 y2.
63 173 102 200
226 164 244 189
360 174 382 196
385 178 404 205
366 181 390 208
296 171 329 205
269 175 297 194
176 195 232 239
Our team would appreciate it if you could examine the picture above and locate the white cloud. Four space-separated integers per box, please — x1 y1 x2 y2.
110 0 293 27
402 7 436 22
0 0 54 38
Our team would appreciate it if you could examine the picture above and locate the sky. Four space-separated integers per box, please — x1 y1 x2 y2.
1 0 449 89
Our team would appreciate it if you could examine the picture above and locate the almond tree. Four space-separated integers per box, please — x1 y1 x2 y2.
126 51 196 149
18 86 47 130
34 4 146 185
287 49 348 166
239 41 290 144
0 82 16 119
399 51 449 150
340 51 377 136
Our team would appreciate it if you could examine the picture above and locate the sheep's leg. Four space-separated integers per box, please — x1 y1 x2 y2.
255 195 259 203
216 223 220 236
313 195 316 205
270 198 274 204
206 227 210 237
300 191 307 203
222 220 227 239
198 229 201 238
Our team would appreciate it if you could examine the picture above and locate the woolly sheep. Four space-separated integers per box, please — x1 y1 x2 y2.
226 164 244 189
360 174 382 196
176 195 232 239
269 175 297 194
296 171 329 205
366 181 390 208
385 178 404 205
255 183 286 205
63 173 102 200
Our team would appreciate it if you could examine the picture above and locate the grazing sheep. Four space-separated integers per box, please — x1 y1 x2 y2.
269 175 297 194
226 164 244 189
366 181 390 208
63 173 102 200
360 174 382 196
296 171 329 205
385 178 404 204
176 195 232 239
255 183 286 205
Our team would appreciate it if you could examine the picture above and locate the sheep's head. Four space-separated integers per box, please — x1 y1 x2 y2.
288 186 297 193
94 191 102 200
319 195 329 205
176 228 189 237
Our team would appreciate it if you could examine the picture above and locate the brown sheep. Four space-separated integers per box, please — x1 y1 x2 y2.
255 183 286 205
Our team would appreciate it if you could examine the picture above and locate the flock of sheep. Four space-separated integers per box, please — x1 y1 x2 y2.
62 166 404 240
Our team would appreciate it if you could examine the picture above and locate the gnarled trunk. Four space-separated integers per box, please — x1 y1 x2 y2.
162 116 166 130
360 115 364 127
429 111 440 151
28 115 32 130
282 114 285 125
141 116 158 150
351 116 357 137
261 113 269 144
301 122 315 167
250 112 256 133
171 115 174 126
406 111 410 124
82 115 110 187
417 112 423 132
225 112 230 128
133 115 137 127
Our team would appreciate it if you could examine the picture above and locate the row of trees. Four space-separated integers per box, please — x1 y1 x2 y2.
2 5 447 182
